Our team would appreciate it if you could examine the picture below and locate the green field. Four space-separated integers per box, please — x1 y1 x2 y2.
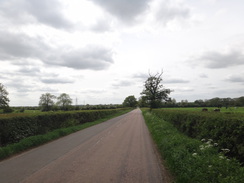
161 107 244 113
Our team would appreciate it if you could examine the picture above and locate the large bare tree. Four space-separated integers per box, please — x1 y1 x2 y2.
141 71 171 109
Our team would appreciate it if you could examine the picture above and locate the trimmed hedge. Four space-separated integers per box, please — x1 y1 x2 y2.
143 110 244 183
0 109 126 147
151 109 244 164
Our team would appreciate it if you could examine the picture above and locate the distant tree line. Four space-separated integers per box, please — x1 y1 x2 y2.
122 72 244 109
38 93 123 112
160 97 244 108
0 83 123 113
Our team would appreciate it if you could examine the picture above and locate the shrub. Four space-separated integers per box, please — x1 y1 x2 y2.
151 109 244 164
0 109 127 146
143 110 244 183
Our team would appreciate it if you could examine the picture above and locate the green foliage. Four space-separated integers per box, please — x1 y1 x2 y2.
143 110 244 183
0 108 132 160
0 109 128 147
56 93 72 110
0 83 10 108
19 107 25 113
123 95 137 107
151 109 244 163
2 106 14 113
39 93 56 111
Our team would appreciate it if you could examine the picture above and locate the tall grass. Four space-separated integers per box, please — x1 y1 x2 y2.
142 110 244 183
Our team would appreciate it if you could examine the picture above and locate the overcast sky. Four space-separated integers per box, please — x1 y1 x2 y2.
1 0 244 106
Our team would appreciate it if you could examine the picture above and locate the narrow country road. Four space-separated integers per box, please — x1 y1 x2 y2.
0 109 163 183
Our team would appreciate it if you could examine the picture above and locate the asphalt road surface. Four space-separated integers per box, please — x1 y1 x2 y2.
0 109 164 183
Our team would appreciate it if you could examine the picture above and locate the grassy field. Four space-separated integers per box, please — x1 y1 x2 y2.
161 107 244 113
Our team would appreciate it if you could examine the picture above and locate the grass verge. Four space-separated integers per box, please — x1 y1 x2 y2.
0 109 132 161
142 109 244 183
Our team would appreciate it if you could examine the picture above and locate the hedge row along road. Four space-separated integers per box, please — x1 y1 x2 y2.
0 109 164 183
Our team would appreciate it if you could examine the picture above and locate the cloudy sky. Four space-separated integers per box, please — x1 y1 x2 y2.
1 0 244 106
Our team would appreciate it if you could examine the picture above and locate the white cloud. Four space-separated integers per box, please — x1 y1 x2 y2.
1 0 244 106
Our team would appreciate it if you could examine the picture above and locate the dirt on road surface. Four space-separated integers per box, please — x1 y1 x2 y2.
0 109 170 183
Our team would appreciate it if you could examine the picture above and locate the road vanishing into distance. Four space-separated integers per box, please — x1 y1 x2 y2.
0 109 164 183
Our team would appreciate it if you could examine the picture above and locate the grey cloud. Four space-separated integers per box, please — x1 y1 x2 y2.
199 73 208 78
40 78 74 84
226 74 244 83
0 31 48 61
26 0 73 29
155 0 190 24
197 50 244 69
90 0 151 23
56 46 114 70
0 31 114 70
112 80 134 88
6 80 34 94
164 78 189 84
91 19 112 33
133 73 148 80
0 0 73 29
17 66 41 76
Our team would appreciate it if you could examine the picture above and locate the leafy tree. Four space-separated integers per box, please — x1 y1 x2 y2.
0 83 10 108
56 93 72 110
39 93 56 111
141 71 171 109
123 95 137 107
235 96 244 106
138 96 149 107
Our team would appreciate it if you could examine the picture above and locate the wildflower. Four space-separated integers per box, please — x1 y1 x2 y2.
201 138 206 142
192 153 198 156
208 165 212 168
221 148 230 153
206 144 213 148
214 143 218 147
219 155 224 159
206 139 213 145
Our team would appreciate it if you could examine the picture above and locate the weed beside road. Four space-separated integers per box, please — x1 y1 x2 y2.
142 110 244 183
